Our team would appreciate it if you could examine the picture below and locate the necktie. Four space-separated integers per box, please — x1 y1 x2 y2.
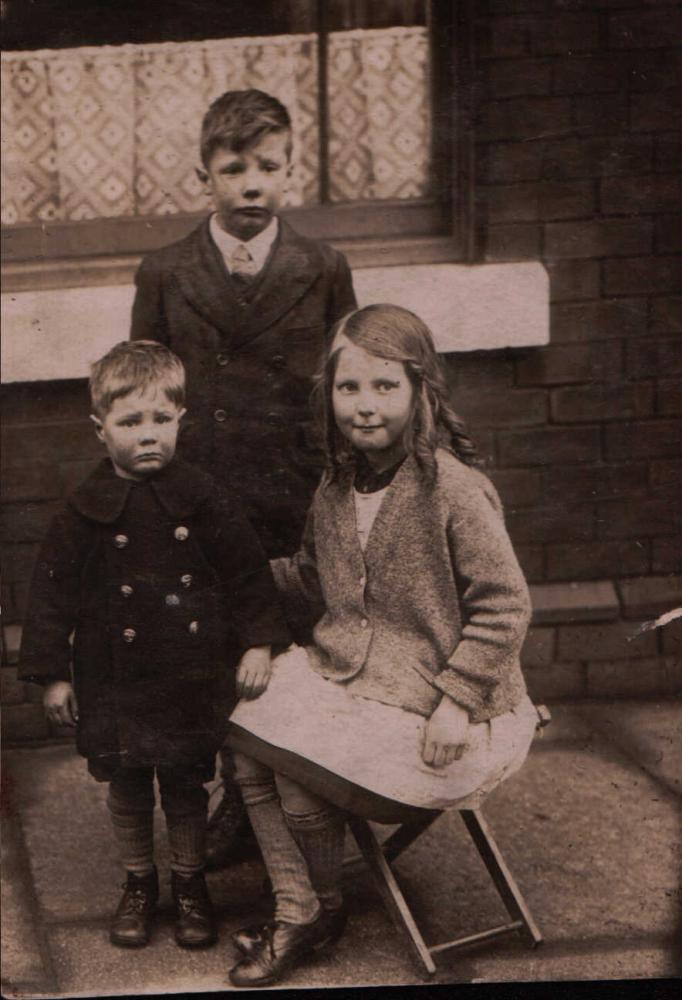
230 243 258 281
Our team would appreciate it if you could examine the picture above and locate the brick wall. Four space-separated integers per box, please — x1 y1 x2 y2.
2 0 681 740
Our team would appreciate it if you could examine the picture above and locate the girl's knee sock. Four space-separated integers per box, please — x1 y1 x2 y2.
164 810 206 877
283 805 346 914
107 793 155 877
238 775 320 926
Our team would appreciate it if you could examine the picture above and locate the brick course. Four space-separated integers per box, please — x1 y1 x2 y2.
3 0 681 734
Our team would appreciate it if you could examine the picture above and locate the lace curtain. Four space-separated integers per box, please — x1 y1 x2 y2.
1 27 430 226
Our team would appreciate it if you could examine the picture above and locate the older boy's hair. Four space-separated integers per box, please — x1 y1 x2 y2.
90 341 185 417
200 89 292 166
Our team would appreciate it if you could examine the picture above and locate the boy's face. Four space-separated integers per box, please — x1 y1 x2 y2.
91 386 186 481
199 131 292 241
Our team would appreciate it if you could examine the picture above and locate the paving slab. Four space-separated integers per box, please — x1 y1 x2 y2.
574 699 682 797
3 702 681 996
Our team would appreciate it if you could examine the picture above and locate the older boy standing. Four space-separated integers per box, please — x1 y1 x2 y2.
131 89 356 866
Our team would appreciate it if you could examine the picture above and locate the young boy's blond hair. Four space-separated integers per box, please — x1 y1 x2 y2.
89 340 185 418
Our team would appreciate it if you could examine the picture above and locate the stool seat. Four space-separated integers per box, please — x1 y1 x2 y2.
343 704 550 977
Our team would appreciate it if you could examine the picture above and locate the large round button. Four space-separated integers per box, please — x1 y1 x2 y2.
120 584 133 598
214 409 227 422
180 574 193 588
122 628 136 643
174 526 189 541
114 534 129 549
216 352 230 367
188 620 200 635
165 593 180 607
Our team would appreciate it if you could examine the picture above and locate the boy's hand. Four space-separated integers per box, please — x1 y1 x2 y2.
44 681 79 728
236 646 272 700
422 696 470 768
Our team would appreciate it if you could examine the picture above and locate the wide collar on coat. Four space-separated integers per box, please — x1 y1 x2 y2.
175 216 327 349
326 454 428 569
69 458 214 524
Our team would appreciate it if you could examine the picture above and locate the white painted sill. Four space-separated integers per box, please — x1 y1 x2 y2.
1 261 549 383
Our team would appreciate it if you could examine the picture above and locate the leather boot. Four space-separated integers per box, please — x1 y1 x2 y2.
110 868 158 947
228 910 336 988
232 905 347 958
171 870 217 948
205 797 261 871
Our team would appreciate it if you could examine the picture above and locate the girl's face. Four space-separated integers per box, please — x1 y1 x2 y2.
332 335 414 471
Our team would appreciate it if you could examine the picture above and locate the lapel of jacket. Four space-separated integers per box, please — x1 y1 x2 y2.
227 219 325 351
362 456 424 568
175 218 245 340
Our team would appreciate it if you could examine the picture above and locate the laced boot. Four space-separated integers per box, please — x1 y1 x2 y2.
171 870 217 948
110 868 158 947
205 795 260 870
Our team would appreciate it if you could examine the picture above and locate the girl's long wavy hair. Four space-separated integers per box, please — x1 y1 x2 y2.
313 304 480 482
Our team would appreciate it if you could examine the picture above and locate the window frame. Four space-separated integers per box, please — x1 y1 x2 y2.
1 0 475 289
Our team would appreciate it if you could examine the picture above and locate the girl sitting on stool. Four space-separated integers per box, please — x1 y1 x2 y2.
226 304 538 988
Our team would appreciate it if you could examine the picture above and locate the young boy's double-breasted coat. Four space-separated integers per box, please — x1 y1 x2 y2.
19 459 291 780
130 218 357 556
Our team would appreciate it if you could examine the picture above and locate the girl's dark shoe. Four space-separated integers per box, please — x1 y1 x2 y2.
231 905 346 957
110 868 159 947
228 910 337 987
171 871 217 948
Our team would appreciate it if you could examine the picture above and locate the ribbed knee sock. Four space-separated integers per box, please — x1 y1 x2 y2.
239 776 320 926
165 811 206 877
284 805 346 914
107 799 155 877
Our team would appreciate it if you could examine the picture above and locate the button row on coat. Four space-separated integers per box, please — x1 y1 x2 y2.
215 352 285 370
113 527 189 548
121 620 199 643
119 574 192 599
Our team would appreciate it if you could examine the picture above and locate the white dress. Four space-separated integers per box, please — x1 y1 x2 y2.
229 485 538 820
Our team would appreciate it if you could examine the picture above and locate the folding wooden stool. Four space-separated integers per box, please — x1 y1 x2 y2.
344 704 551 977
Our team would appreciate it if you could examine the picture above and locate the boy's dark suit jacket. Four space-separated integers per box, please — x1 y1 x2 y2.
130 217 357 556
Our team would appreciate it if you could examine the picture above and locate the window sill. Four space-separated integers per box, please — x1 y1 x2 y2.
1 242 549 383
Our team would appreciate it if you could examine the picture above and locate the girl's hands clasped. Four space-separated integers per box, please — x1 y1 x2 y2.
44 680 79 727
422 696 470 768
236 645 273 700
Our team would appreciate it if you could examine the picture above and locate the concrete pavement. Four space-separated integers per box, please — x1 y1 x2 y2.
2 699 681 997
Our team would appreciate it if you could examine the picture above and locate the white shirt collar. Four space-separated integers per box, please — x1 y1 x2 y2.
209 214 279 274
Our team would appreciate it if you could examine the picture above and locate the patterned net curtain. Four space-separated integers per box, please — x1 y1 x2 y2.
1 28 430 226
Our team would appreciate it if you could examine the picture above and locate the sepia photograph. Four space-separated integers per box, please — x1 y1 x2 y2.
1 1 680 997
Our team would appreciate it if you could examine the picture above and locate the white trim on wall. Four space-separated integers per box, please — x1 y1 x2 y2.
1 262 549 383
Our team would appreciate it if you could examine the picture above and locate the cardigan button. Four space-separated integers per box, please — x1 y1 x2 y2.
188 620 200 635
271 354 286 370
120 584 133 598
214 409 227 422
122 628 136 643
165 593 180 607
359 575 366 586
113 534 129 549
216 352 230 367
180 574 193 588
360 618 368 629
174 526 189 541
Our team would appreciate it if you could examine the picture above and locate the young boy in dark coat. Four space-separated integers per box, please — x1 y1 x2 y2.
130 89 357 865
18 341 292 951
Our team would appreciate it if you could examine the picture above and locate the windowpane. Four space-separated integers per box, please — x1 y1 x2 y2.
2 0 440 250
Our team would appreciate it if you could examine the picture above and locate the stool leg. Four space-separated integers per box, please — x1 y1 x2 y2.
380 813 441 864
348 817 437 977
460 809 543 948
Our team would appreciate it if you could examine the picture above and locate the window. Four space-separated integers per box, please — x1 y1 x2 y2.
2 1 473 278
